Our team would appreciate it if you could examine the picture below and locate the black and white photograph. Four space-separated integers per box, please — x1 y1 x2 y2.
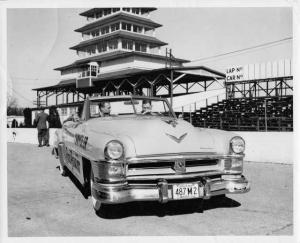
0 0 299 242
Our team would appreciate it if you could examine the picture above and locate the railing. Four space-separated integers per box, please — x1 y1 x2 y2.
78 70 97 78
85 9 150 24
173 91 226 123
81 26 155 43
193 116 293 132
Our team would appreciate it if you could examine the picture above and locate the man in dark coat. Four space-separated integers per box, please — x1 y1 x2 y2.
35 108 49 147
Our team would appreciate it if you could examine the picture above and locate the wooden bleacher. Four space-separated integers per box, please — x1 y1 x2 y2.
181 95 293 131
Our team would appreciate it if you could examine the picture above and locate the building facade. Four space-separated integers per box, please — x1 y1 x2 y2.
55 8 189 89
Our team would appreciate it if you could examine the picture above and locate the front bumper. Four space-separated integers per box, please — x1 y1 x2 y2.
92 175 250 204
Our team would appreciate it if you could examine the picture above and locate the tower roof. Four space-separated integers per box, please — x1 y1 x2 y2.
75 12 162 33
54 50 190 71
79 8 157 17
70 30 167 50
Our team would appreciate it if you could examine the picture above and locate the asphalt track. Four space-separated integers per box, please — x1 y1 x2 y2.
7 143 293 236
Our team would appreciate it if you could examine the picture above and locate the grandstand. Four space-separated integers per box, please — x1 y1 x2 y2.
181 60 293 132
182 95 293 131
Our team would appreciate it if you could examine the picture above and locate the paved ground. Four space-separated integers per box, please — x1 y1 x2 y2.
7 143 293 236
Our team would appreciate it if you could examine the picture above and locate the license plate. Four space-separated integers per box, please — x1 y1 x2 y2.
172 183 200 200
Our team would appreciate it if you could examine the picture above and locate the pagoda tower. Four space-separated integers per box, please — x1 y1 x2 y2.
54 8 189 88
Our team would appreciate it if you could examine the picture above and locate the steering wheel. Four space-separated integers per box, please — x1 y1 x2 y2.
142 110 152 115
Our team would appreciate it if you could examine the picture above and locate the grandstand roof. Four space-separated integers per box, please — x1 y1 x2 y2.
33 66 225 91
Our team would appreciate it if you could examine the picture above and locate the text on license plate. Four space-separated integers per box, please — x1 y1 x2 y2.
172 183 199 199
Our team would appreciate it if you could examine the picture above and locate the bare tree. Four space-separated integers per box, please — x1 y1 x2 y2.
7 95 23 116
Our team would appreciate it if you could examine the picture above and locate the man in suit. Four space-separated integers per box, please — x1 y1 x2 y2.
35 108 49 147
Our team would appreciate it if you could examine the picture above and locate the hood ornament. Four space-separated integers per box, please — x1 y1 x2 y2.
165 132 187 143
163 118 178 128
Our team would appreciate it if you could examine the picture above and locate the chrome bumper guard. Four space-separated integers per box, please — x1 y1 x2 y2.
92 175 250 204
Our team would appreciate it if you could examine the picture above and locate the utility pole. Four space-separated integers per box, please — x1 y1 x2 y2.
165 48 174 107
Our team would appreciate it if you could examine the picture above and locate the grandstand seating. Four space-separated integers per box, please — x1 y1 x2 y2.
182 95 293 131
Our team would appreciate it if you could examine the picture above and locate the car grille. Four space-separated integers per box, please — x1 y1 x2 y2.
126 158 222 181
128 159 218 170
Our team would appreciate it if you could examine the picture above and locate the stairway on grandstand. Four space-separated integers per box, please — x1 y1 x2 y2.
182 95 293 131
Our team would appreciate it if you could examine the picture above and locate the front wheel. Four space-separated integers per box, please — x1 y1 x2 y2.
57 145 67 176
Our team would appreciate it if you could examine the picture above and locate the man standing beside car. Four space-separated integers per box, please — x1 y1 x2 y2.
35 108 49 147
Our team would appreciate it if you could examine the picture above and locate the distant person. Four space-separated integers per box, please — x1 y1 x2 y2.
11 119 18 128
34 108 49 147
48 106 62 128
12 131 16 141
98 101 111 117
77 104 83 119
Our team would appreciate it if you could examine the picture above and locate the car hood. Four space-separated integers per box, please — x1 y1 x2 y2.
88 117 216 156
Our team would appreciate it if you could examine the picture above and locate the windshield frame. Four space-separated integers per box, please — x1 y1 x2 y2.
88 96 176 119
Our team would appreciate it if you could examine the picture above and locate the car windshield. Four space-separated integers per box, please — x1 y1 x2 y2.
89 98 174 118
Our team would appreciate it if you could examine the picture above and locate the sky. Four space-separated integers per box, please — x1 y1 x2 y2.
7 7 293 107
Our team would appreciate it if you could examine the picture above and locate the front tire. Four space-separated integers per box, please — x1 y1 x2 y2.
57 144 67 176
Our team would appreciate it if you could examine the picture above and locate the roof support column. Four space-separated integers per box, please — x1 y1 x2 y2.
45 91 48 107
37 91 40 108
149 83 154 96
170 69 174 107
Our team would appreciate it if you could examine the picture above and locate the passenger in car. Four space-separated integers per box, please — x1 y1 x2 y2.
141 100 152 114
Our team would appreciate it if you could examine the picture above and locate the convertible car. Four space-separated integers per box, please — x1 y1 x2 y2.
53 95 250 213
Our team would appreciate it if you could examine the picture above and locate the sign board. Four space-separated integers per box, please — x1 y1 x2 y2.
225 59 292 83
225 66 244 82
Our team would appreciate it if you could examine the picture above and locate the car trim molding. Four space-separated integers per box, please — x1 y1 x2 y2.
165 132 187 143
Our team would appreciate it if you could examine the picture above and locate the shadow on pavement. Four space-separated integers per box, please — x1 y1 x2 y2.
56 166 90 199
96 196 241 219
57 166 241 219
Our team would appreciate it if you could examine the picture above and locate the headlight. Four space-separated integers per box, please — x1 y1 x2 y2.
105 140 124 160
230 136 245 154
